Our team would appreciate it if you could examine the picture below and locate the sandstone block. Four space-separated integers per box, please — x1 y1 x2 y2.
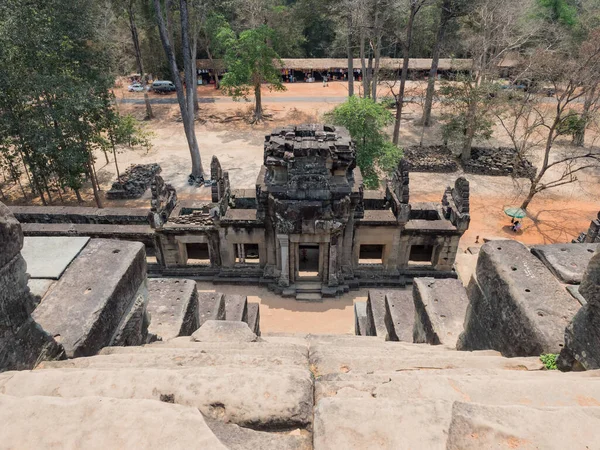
192 320 257 343
458 240 579 356
446 402 600 450
147 278 200 341
531 243 598 284
385 290 415 342
0 366 314 429
224 294 248 322
32 239 147 357
247 302 261 336
413 278 469 347
354 301 367 335
0 394 228 450
366 290 393 339
198 291 226 326
0 202 23 267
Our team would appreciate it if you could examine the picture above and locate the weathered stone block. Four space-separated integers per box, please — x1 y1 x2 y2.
0 255 32 327
147 279 200 341
457 240 579 356
198 292 226 326
413 278 469 347
0 202 23 267
531 243 598 284
385 290 414 342
558 251 600 370
366 290 393 340
192 320 257 343
247 302 261 336
354 301 367 336
224 294 248 322
0 393 228 450
32 239 147 358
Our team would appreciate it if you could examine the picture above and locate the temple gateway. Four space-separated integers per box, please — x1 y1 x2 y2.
151 124 470 299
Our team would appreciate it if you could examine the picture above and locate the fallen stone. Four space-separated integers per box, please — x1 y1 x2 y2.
205 418 311 450
457 240 579 356
192 320 257 343
111 284 150 346
147 279 200 341
413 278 469 348
32 239 147 357
385 290 414 342
580 249 600 307
247 302 261 336
446 402 600 450
198 292 226 326
0 394 228 450
531 243 598 284
566 284 587 306
224 294 248 322
0 366 313 428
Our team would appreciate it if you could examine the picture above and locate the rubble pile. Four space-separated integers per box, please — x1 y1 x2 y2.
463 147 536 178
402 145 458 173
107 164 162 199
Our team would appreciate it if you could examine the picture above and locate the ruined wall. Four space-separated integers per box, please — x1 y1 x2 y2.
0 202 65 372
9 206 149 225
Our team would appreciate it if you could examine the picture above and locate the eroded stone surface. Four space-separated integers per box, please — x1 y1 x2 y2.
192 320 257 343
21 236 89 279
198 292 226 326
385 290 414 342
0 394 228 450
32 239 147 357
457 240 579 356
147 278 199 341
413 278 469 348
531 243 599 284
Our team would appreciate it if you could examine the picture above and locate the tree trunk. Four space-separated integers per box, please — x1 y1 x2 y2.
207 47 220 89
371 1 382 101
367 47 373 99
573 84 597 147
153 0 204 182
128 1 154 120
360 29 367 98
254 83 263 121
191 33 200 116
520 184 536 210
87 156 103 208
462 97 478 161
392 7 417 145
74 188 83 204
347 13 354 97
423 0 451 127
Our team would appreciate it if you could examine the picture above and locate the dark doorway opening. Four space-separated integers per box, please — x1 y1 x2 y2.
359 244 384 264
235 243 260 264
186 243 210 265
409 245 434 265
298 243 319 277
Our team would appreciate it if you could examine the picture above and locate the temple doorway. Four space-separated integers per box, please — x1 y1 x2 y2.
298 243 320 278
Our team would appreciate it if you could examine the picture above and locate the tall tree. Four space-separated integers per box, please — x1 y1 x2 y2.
392 0 430 145
153 0 205 184
218 24 285 122
421 0 469 126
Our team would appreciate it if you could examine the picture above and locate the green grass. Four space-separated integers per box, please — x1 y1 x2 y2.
540 353 558 370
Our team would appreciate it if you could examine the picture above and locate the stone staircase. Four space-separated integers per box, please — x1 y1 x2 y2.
2 330 600 449
295 281 323 301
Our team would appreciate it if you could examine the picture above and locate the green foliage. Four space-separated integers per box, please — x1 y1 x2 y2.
537 0 578 27
439 78 498 149
0 0 116 201
325 96 399 189
379 96 397 110
540 353 558 370
112 114 154 150
217 24 286 100
558 110 587 138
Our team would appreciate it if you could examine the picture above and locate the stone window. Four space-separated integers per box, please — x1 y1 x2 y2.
235 243 260 264
409 245 434 265
186 243 210 265
359 245 384 264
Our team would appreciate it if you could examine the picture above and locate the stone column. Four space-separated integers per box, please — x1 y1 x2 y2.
328 238 339 287
277 234 290 287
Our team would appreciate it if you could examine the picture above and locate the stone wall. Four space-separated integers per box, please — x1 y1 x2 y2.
0 202 65 372
9 205 149 225
106 163 161 199
463 147 536 178
403 145 458 173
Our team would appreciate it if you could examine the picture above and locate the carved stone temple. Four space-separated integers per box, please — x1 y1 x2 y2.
150 124 470 299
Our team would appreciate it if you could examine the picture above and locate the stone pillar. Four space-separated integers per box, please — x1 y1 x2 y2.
328 238 339 287
277 234 290 287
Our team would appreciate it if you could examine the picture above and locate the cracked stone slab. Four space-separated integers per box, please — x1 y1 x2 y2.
21 236 90 279
531 243 599 284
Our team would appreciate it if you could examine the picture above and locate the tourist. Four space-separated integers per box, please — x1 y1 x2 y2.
512 220 522 232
